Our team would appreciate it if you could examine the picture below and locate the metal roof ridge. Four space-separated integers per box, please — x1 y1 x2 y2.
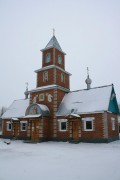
71 84 113 93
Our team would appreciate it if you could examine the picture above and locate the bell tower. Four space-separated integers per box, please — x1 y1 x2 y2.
29 33 71 140
35 33 70 89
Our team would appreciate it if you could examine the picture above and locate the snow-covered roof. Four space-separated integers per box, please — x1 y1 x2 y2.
70 113 81 117
41 36 66 54
23 114 41 118
57 85 113 116
2 99 29 119
12 118 19 121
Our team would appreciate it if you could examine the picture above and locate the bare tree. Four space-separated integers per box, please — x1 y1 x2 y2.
0 106 7 117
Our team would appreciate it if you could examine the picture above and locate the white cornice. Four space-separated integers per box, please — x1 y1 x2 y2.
35 65 72 76
29 84 70 93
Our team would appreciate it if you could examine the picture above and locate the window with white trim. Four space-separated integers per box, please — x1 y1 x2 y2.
82 117 94 131
20 122 27 131
58 119 67 131
7 122 12 131
43 71 48 82
45 53 51 63
111 117 115 130
58 55 62 64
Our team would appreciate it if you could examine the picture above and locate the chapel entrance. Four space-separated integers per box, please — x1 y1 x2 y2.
72 121 79 140
13 122 19 138
30 120 39 141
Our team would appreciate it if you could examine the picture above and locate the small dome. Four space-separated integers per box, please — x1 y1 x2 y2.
85 76 92 84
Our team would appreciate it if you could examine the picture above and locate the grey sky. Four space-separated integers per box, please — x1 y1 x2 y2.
0 0 120 108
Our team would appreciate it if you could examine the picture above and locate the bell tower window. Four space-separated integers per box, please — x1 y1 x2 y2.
43 71 48 82
58 55 62 64
45 53 51 63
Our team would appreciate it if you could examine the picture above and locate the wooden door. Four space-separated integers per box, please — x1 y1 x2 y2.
31 120 39 141
72 121 79 140
14 123 19 138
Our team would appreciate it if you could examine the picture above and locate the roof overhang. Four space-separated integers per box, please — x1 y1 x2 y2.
29 85 70 93
23 114 42 119
65 114 81 119
40 47 66 55
57 111 105 117
12 118 19 121
34 65 71 75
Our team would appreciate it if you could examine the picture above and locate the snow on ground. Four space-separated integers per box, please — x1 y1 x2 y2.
0 139 120 180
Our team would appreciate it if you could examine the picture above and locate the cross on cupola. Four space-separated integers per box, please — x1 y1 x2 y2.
53 28 55 36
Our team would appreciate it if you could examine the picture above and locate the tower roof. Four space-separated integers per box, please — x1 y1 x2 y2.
41 35 66 54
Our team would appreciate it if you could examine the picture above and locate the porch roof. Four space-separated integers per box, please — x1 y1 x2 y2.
12 118 19 121
23 114 42 119
65 113 81 118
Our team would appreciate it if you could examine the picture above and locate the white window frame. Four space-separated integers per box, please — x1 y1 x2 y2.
20 121 27 131
82 117 94 131
111 117 115 131
39 93 44 101
6 122 12 131
58 119 67 131
61 73 65 83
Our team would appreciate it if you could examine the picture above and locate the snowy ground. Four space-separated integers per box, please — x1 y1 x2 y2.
0 139 120 180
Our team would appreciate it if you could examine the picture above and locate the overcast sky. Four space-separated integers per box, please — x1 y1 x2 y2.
0 0 120 108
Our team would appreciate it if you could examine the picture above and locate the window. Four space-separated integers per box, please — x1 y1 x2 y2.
32 106 38 114
58 119 67 131
45 53 51 63
43 71 48 82
82 117 94 131
86 121 92 129
39 93 44 101
20 122 27 131
61 73 65 83
58 55 62 64
111 117 115 130
7 122 12 131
